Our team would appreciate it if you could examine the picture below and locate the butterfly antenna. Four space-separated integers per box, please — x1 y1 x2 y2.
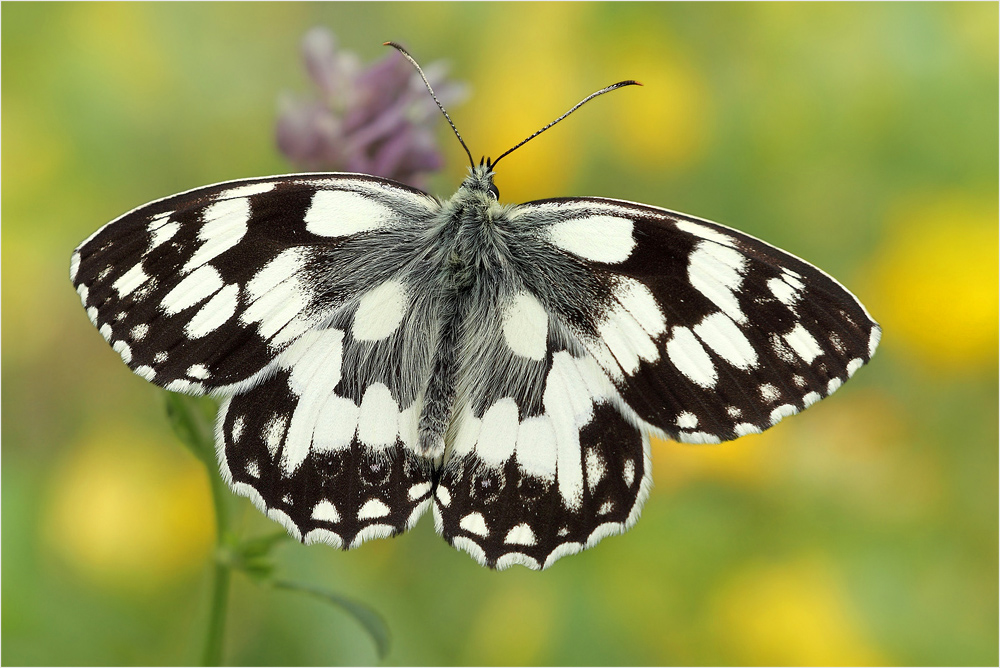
490 80 642 169
385 41 475 171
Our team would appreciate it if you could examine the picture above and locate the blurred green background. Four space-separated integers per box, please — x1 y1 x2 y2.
3 2 997 665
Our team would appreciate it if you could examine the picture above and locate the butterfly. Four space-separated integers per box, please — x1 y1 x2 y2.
70 44 880 570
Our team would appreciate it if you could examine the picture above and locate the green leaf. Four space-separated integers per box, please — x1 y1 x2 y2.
272 580 391 660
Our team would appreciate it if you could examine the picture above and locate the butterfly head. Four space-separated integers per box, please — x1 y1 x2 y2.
458 159 500 202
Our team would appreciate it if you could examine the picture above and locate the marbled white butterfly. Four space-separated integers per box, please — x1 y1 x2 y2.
70 44 880 570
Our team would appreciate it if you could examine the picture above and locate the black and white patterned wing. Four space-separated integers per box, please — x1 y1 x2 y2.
517 197 881 444
433 196 879 569
72 173 442 547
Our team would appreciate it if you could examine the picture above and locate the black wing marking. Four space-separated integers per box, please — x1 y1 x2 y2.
71 173 439 393
510 197 881 444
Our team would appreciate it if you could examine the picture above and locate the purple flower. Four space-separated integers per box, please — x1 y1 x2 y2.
276 28 467 189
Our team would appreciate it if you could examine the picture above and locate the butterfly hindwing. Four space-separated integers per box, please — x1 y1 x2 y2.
218 326 436 548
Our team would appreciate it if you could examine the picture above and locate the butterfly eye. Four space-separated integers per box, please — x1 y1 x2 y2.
488 183 500 201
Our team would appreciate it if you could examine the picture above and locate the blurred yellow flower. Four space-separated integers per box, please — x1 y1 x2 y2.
708 557 886 665
868 192 998 372
43 427 214 592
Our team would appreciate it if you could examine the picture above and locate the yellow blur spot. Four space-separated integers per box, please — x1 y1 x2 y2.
651 428 785 493
70 3 176 103
462 581 554 665
709 557 886 665
869 193 997 372
462 5 587 202
611 41 711 170
44 427 214 592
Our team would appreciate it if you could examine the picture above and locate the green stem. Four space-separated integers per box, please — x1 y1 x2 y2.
202 556 232 666
202 459 233 666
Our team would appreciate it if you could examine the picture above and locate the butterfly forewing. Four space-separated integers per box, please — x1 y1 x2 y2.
513 196 881 444
71 174 439 393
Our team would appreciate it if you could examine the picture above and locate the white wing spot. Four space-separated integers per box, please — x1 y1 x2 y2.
436 485 452 507
734 423 762 437
232 415 245 441
182 198 251 273
312 500 341 523
502 291 548 361
676 220 736 247
313 395 359 453
549 215 635 263
408 482 431 501
667 326 717 388
221 181 276 198
246 460 259 478
613 277 667 336
676 411 698 429
148 221 179 254
135 365 155 381
305 190 395 237
598 500 614 515
585 449 606 489
803 391 822 407
759 383 780 402
459 512 489 537
186 283 239 338
827 377 843 395
186 364 210 380
477 399 520 467
846 358 864 377
783 323 824 364
358 498 391 520
767 275 801 306
161 265 224 315
726 406 742 418
353 280 408 342
357 383 399 448
130 324 149 341
505 523 537 546
112 262 149 298
623 459 635 486
688 241 747 324
693 312 758 369
154 351 168 364
514 415 557 480
263 415 288 457
829 332 845 354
